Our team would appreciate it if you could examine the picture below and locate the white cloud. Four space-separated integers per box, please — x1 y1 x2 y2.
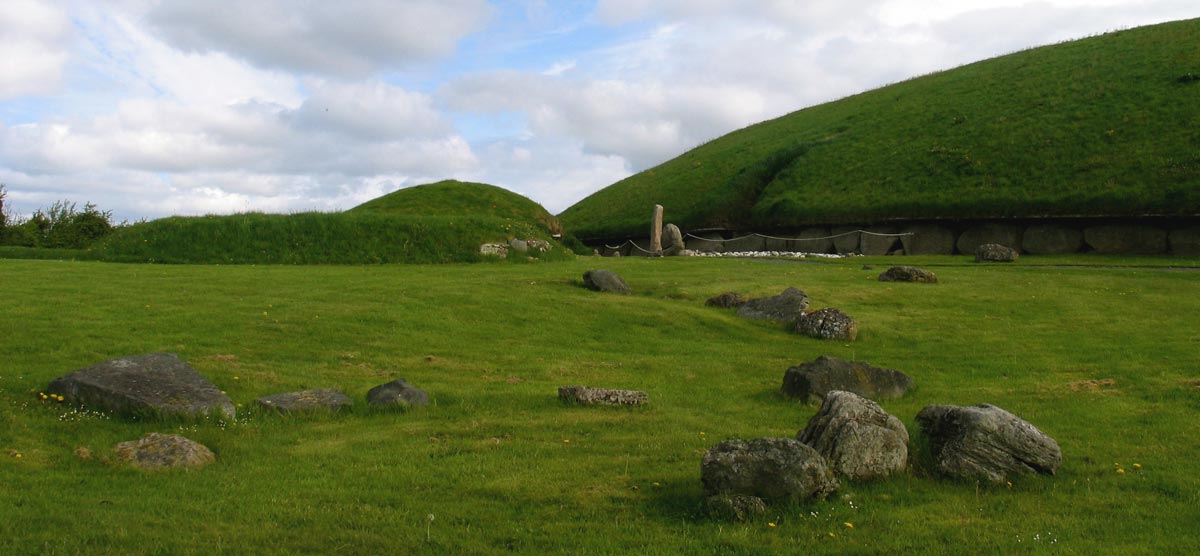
0 0 70 99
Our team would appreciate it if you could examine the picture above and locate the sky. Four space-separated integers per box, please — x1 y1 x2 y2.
0 0 1195 222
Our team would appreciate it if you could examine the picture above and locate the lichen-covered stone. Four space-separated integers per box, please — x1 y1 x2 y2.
47 353 234 420
782 356 912 403
705 292 748 308
255 388 352 414
701 437 838 501
797 391 909 481
367 379 429 409
558 386 647 406
878 266 938 284
975 243 1019 262
736 287 809 322
113 433 215 469
795 308 858 341
916 403 1062 483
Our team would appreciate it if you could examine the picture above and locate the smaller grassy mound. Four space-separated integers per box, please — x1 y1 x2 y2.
91 211 561 265
352 180 562 235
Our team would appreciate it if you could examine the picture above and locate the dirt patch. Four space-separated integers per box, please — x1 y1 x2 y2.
1182 379 1200 391
1067 378 1116 392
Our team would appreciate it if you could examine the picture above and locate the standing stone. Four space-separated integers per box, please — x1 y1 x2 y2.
782 355 912 403
860 226 900 256
650 204 664 255
113 433 215 469
957 224 1023 254
662 223 685 256
255 388 353 414
701 438 838 501
797 391 909 481
916 403 1062 483
736 287 809 322
1022 224 1083 254
1084 225 1168 254
47 353 235 420
975 243 1019 262
900 224 956 255
367 379 429 409
582 269 631 294
1170 227 1200 257
831 226 861 254
795 308 858 341
878 266 938 283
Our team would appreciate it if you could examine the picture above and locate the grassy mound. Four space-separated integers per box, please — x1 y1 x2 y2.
352 179 562 235
560 18 1200 239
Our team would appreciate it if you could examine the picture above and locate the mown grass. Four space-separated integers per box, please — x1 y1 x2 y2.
2 256 1198 554
560 18 1200 239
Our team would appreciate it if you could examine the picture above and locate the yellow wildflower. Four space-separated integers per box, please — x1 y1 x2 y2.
844 522 854 529
1133 463 1142 469
1116 468 1125 475
768 522 776 528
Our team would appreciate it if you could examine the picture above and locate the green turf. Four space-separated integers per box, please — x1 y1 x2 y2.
2 256 1198 554
560 18 1200 239
351 179 562 236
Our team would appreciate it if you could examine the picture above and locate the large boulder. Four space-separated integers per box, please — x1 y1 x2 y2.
113 433 215 469
797 391 909 481
662 223 685 256
916 403 1062 483
878 266 938 283
46 353 235 420
701 437 838 501
558 386 647 406
736 287 809 322
1022 224 1083 254
367 379 429 409
1169 227 1200 256
1084 225 1168 255
957 224 1023 254
975 243 1019 262
900 225 956 255
582 269 631 294
831 227 861 254
782 355 912 403
860 226 900 256
705 292 748 308
795 308 858 341
255 388 353 414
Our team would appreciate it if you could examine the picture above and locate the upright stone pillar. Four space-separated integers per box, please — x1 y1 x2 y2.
650 204 664 256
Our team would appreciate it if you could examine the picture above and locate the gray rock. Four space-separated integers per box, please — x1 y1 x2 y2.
1084 225 1168 254
367 379 429 409
916 403 1062 483
662 223 685 256
900 224 956 255
480 243 508 258
705 494 768 522
1022 224 1083 254
975 243 1019 262
878 266 938 283
558 386 647 406
706 292 748 309
782 355 913 403
957 224 1023 254
795 308 858 341
255 388 352 414
736 287 809 322
1170 227 1200 257
797 391 909 481
701 437 838 501
46 353 235 420
689 232 726 253
113 433 215 469
526 239 552 253
582 269 631 294
831 226 861 254
796 227 834 254
860 226 900 256
723 234 766 252
508 238 529 253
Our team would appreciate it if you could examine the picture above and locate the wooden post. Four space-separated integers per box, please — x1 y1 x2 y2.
650 204 664 256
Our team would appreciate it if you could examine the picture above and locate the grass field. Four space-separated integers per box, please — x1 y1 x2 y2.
2 256 1199 555
560 18 1200 239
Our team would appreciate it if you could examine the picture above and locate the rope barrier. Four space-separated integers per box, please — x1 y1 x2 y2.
684 229 912 243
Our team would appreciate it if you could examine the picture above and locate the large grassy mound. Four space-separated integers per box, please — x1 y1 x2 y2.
560 18 1200 239
352 179 562 235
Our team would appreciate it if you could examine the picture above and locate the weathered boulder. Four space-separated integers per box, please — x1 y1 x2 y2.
916 403 1062 483
723 234 766 252
255 388 353 414
900 225 956 255
1169 227 1200 256
558 386 647 406
878 266 938 283
46 353 235 420
113 433 215 469
705 494 768 522
1084 225 1168 254
701 438 838 501
782 355 912 403
582 269 631 294
367 379 429 409
705 292 748 308
508 238 529 253
975 243 1019 262
1022 224 1083 254
860 226 900 256
662 223 685 256
797 391 909 481
957 224 1023 254
831 227 861 254
795 308 858 341
795 227 834 254
736 287 809 322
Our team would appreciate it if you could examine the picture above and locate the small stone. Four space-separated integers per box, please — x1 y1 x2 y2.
367 379 429 409
975 243 1019 262
736 287 809 322
705 494 768 522
113 433 215 469
795 308 858 341
255 388 352 414
582 269 631 294
705 292 748 308
74 447 92 460
558 386 647 406
878 266 938 283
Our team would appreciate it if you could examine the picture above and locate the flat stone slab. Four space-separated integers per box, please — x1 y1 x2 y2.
47 353 235 420
367 379 429 409
558 386 647 406
736 287 809 322
255 388 353 414
113 433 215 469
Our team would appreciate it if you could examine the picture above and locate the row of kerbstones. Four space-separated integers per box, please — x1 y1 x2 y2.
45 353 428 469
701 356 1062 520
